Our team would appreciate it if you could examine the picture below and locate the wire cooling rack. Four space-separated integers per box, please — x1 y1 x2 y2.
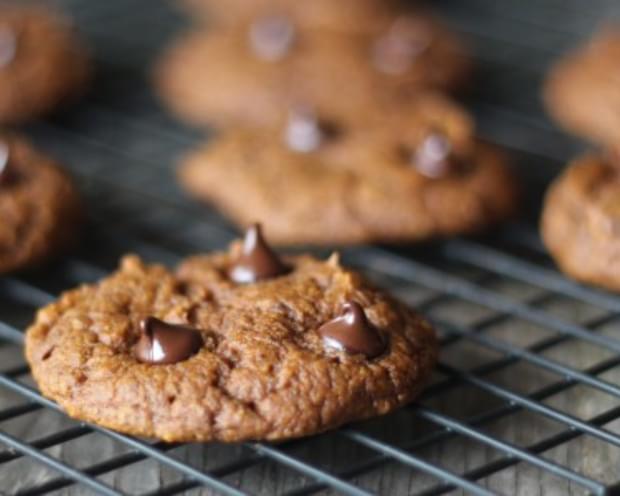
2 0 620 494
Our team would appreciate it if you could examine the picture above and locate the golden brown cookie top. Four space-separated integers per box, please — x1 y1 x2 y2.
25 233 437 442
0 134 81 273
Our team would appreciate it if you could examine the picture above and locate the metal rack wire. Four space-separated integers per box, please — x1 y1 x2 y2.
2 0 620 494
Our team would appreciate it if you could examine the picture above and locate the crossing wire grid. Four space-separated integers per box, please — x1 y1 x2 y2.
2 0 620 495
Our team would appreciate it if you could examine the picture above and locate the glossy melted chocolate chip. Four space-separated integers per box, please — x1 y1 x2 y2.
135 317 203 365
249 14 295 61
229 224 290 284
285 106 339 153
0 141 14 186
317 301 385 358
372 17 431 75
0 26 16 68
412 131 462 178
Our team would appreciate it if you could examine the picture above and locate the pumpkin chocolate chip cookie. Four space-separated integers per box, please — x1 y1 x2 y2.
542 153 620 292
0 134 81 273
544 25 620 146
25 226 437 442
178 96 518 245
0 6 91 123
154 12 470 127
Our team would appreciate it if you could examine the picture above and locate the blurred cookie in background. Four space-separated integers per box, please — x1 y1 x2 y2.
154 12 470 128
0 6 91 124
177 95 517 245
0 134 82 273
542 153 620 292
177 0 400 34
544 26 620 146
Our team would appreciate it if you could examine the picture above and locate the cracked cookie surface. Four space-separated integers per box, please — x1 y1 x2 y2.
25 249 437 442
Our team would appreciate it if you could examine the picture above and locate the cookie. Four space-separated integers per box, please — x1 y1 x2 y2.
0 134 81 273
541 154 620 292
177 95 518 245
178 0 399 34
154 12 470 127
25 226 438 442
0 6 90 124
544 26 620 146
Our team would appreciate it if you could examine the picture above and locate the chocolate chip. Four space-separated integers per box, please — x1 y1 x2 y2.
284 106 339 153
317 301 385 358
372 17 431 75
135 317 203 365
0 26 16 68
249 14 295 61
411 131 463 178
229 223 290 284
0 141 14 186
